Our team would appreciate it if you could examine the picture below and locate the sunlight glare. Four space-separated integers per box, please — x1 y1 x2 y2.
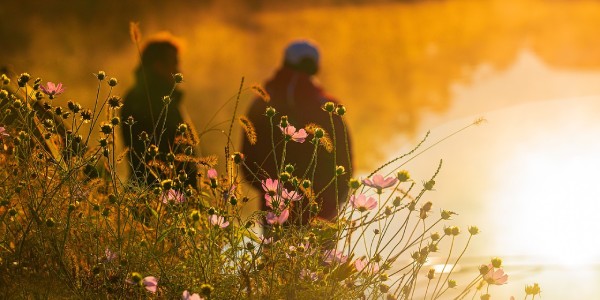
491 104 600 267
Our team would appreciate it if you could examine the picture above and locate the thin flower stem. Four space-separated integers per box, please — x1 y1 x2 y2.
269 116 279 175
225 77 244 179
432 235 455 300
441 234 473 296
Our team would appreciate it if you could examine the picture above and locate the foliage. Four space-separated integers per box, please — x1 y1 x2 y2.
0 72 540 299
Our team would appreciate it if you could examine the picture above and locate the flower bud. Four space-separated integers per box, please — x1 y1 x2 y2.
108 77 118 87
46 217 55 227
148 145 159 157
447 279 457 288
0 89 8 100
424 179 435 190
385 206 393 216
18 73 31 87
284 164 295 174
427 268 435 279
480 294 491 300
190 210 200 221
161 179 173 190
177 123 188 133
100 123 113 135
279 172 291 183
314 128 324 138
200 284 214 297
444 226 452 236
479 264 490 275
491 257 502 268
323 101 335 112
451 226 460 236
265 106 276 117
162 95 171 105
335 165 345 176
335 105 346 116
96 71 106 81
302 179 311 189
173 73 184 83
232 152 244 164
431 232 440 241
397 170 410 182
421 201 433 212
124 116 135 126
525 283 541 295
99 138 108 147
441 210 456 220
468 226 480 235
130 272 143 284
110 117 120 126
348 178 360 189
279 115 288 128
138 131 149 142
1 74 10 85
428 243 439 253
108 96 122 109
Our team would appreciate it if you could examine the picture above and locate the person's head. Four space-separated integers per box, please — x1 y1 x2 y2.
283 40 320 75
140 40 180 83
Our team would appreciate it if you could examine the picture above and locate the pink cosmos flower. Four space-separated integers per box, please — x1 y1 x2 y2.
262 178 279 195
300 269 318 281
260 235 273 245
265 194 286 210
126 274 158 293
207 168 218 180
362 174 398 193
182 290 204 300
282 188 302 201
105 248 117 262
209 214 229 228
266 209 290 225
0 127 8 139
142 276 158 293
223 184 237 201
161 189 185 204
484 265 508 285
349 194 377 212
40 82 65 98
324 249 348 265
280 125 308 143
354 257 380 274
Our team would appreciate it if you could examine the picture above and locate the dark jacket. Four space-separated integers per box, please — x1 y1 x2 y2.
121 69 196 186
242 66 353 223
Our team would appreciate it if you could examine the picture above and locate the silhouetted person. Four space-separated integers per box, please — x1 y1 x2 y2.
121 39 198 187
242 40 353 224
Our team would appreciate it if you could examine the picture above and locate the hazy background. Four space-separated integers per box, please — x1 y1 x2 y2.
7 0 600 173
4 0 600 298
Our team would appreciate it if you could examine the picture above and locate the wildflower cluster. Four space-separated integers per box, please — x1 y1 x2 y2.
0 71 538 299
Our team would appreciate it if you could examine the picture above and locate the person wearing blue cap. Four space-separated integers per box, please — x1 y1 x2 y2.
242 39 354 225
